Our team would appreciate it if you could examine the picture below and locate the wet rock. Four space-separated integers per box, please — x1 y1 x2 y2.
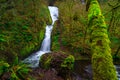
28 68 64 80
39 51 75 78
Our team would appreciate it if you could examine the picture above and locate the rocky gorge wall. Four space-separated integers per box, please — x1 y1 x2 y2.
0 0 52 62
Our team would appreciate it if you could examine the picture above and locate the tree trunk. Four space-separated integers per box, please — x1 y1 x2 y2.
88 0 118 80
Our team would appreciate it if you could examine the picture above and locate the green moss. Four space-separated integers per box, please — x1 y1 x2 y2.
51 34 60 51
0 0 52 62
44 56 52 69
40 52 75 72
61 55 75 70
40 54 52 69
39 30 45 41
54 0 88 54
88 0 118 80
39 4 52 25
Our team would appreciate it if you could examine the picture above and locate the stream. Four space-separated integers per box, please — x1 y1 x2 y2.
74 60 120 80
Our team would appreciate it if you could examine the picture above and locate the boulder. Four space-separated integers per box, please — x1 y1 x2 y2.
39 51 75 78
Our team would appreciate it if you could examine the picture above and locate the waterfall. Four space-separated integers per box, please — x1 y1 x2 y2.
81 0 85 4
40 25 53 52
23 6 58 68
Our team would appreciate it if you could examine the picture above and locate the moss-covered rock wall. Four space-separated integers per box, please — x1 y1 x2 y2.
88 0 118 80
0 0 52 62
52 0 88 54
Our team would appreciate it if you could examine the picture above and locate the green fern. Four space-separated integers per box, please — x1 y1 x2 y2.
0 59 31 80
0 61 10 76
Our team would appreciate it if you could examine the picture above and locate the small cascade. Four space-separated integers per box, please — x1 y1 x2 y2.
115 65 120 80
81 0 85 4
23 6 58 68
40 25 53 52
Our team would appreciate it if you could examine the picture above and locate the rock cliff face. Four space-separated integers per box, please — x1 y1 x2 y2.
0 0 52 62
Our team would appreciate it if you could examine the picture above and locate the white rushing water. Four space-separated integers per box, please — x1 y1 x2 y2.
115 65 120 80
23 6 58 68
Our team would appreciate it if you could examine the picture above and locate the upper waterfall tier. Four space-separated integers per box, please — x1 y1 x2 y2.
48 6 59 25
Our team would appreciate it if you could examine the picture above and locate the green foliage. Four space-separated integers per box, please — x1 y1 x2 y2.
0 57 30 80
10 63 30 79
61 39 68 46
39 30 45 42
110 36 120 44
22 25 29 30
61 55 75 70
88 0 118 80
0 34 6 42
39 4 52 25
54 0 88 53
52 35 60 51
0 61 10 76
0 0 51 61
106 0 120 58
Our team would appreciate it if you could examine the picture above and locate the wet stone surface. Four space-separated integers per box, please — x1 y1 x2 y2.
74 60 120 80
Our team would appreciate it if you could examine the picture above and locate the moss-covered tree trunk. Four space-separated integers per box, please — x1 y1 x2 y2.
88 0 118 80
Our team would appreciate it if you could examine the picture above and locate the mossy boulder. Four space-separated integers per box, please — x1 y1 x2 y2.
0 0 52 62
39 51 75 78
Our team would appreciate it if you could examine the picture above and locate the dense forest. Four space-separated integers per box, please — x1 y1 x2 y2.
0 0 120 80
